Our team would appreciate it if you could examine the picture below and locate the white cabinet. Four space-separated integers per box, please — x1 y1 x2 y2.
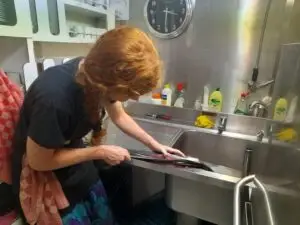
0 0 32 37
30 0 68 42
0 0 116 42
31 0 115 43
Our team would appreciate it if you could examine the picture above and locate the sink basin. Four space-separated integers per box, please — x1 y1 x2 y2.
171 130 250 177
170 130 300 182
166 130 251 225
166 130 275 225
105 119 300 225
166 130 300 225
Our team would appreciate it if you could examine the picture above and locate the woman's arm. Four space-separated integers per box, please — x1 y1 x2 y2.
27 137 130 171
106 102 158 148
106 102 184 156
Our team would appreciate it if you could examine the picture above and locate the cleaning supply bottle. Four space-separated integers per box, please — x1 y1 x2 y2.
194 96 202 110
174 83 185 108
285 96 298 123
273 97 288 121
209 88 223 112
161 83 172 106
234 92 248 115
202 85 210 111
151 93 162 105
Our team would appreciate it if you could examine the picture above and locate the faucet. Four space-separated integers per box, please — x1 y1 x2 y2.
256 130 265 142
248 79 274 93
248 101 268 118
243 148 253 177
218 116 227 134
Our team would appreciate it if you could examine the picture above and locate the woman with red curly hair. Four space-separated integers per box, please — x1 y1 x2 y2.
11 26 183 224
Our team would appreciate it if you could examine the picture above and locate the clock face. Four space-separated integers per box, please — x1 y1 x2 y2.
145 0 193 39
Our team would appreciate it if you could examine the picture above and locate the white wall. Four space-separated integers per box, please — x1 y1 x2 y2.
0 37 29 73
34 42 92 58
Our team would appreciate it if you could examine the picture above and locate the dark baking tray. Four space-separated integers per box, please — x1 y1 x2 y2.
129 149 213 172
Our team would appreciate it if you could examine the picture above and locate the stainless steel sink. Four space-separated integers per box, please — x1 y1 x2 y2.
166 130 249 225
171 130 248 177
166 130 300 225
105 118 300 225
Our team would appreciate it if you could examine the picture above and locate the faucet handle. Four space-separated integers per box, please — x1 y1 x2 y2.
256 130 265 142
220 116 228 126
218 116 228 134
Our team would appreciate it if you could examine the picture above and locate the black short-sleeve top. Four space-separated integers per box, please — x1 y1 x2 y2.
12 58 101 210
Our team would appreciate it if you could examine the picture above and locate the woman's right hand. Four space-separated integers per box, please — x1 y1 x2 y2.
97 145 131 166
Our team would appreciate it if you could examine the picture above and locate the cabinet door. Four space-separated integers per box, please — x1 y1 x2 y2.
32 0 68 42
0 0 32 37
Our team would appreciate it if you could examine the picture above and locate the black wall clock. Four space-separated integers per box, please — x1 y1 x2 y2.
144 0 193 39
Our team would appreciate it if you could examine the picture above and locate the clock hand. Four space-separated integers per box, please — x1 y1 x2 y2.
163 10 178 16
164 7 169 31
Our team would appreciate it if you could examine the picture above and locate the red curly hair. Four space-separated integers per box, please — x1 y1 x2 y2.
79 26 162 122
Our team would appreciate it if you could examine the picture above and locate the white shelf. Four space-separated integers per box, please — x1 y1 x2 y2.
33 36 99 44
64 0 107 17
65 34 104 43
33 28 107 44
31 0 114 44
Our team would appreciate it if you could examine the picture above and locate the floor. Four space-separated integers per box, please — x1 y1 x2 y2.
177 213 217 225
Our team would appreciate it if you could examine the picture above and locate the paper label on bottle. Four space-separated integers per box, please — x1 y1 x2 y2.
161 94 167 105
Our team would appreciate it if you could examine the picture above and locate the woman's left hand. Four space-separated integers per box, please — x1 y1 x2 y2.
151 143 185 157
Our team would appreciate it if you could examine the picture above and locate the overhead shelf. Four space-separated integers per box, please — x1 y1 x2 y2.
64 0 107 17
29 0 115 44
33 28 107 43
66 27 107 43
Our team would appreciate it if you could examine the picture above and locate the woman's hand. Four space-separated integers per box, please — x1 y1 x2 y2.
150 143 185 157
97 145 131 166
105 103 184 158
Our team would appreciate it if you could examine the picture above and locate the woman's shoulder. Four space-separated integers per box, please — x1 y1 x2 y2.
26 65 83 114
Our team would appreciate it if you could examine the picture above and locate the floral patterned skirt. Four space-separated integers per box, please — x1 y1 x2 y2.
62 180 118 225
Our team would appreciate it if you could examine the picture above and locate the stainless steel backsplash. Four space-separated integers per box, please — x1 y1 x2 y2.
128 0 300 113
